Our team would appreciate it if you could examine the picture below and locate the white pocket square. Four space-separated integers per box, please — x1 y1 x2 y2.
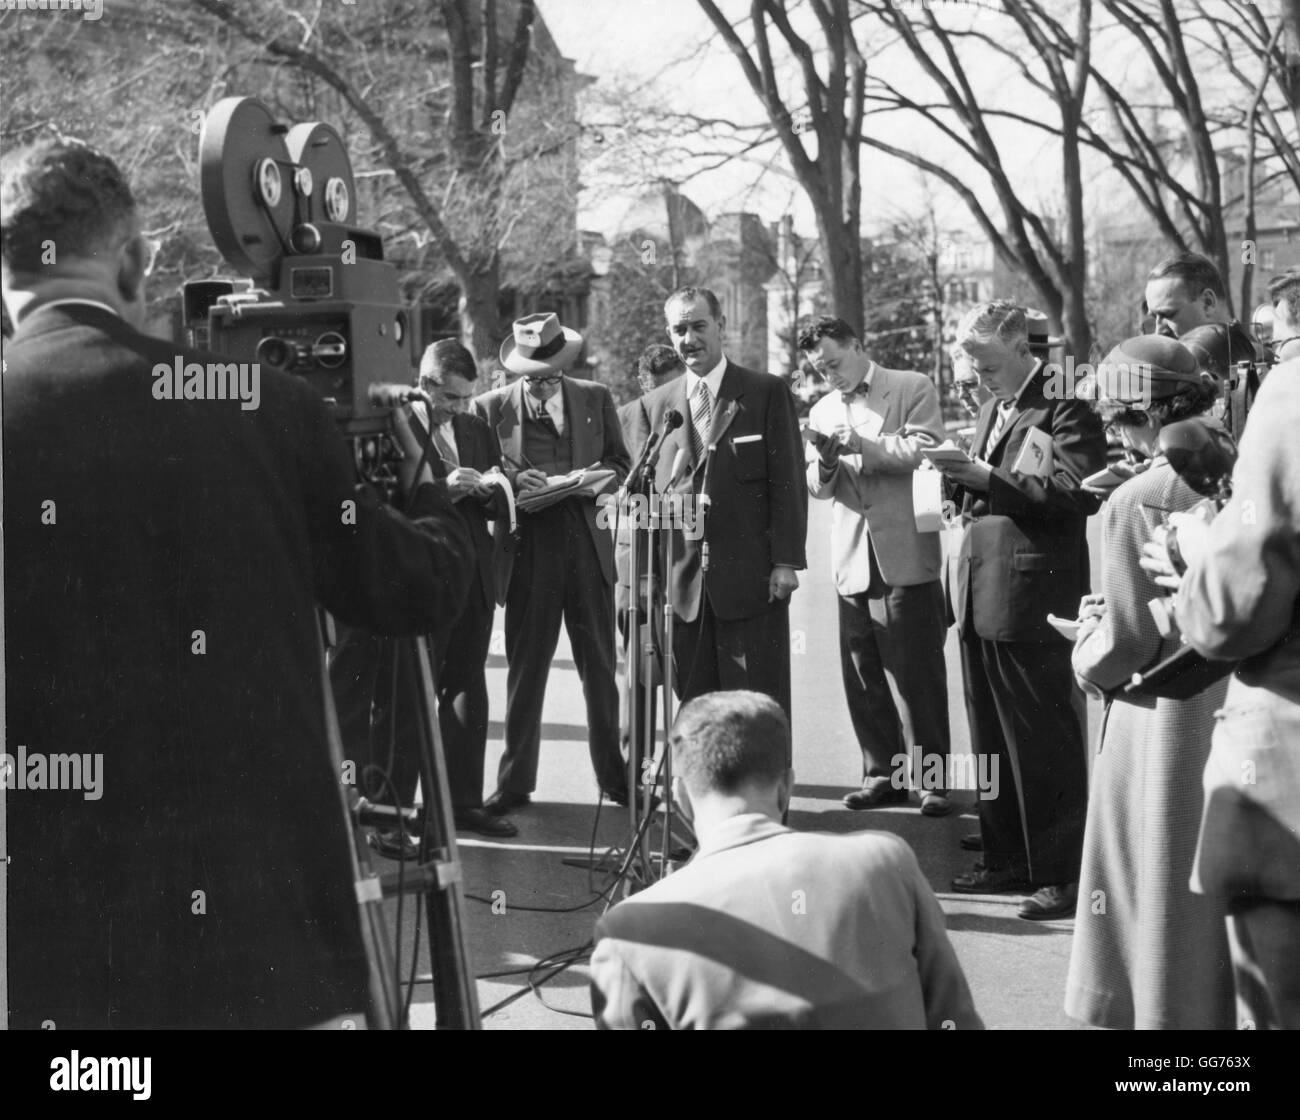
732 434 763 444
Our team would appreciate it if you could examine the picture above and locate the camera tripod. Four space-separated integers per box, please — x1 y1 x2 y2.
318 430 481 1030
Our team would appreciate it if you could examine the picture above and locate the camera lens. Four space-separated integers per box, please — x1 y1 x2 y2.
256 336 293 371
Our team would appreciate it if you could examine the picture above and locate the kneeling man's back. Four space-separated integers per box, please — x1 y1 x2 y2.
589 691 982 1030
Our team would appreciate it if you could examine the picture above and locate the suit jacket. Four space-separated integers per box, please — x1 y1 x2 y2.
589 814 984 1030
618 396 643 457
3 303 474 1028
806 364 945 594
949 369 1106 642
412 407 505 613
633 361 807 622
471 376 631 599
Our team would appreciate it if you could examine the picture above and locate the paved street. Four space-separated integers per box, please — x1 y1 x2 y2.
394 499 1101 1029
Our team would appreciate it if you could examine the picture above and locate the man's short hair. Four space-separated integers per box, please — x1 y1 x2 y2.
0 139 135 273
670 690 790 796
665 285 722 321
1267 271 1300 323
419 337 478 385
954 300 1028 352
797 316 858 351
1147 251 1226 300
637 343 684 382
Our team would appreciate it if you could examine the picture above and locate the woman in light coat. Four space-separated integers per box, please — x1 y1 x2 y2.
1065 335 1234 1030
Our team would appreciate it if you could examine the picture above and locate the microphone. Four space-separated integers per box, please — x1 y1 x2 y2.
625 408 684 493
667 446 691 490
368 383 431 410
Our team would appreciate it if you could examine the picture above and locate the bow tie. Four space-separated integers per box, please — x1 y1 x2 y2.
843 380 871 400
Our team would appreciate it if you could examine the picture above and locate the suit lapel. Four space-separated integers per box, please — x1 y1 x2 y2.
863 363 892 421
452 412 477 470
562 378 596 466
698 362 743 475
987 366 1046 459
497 380 525 471
988 407 1019 459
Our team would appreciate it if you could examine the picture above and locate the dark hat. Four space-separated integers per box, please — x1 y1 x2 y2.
499 312 583 376
1082 335 1204 405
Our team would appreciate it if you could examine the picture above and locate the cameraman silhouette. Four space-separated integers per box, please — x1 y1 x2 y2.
2 139 473 1028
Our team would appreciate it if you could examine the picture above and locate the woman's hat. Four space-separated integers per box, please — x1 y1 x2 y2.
1082 334 1204 406
499 312 584 376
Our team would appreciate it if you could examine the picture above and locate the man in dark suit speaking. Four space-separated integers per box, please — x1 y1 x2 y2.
1 139 473 1027
932 301 1106 922
631 287 807 723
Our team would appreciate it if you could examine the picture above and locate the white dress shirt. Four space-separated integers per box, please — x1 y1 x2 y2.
684 354 728 405
839 360 877 430
436 419 459 465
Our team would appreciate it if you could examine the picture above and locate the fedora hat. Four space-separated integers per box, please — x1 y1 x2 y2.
499 312 584 376
1024 308 1064 352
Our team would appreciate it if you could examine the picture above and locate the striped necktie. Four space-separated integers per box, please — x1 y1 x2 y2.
690 380 713 464
985 402 1013 455
433 422 458 467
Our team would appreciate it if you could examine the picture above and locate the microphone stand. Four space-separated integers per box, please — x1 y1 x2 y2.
565 426 694 894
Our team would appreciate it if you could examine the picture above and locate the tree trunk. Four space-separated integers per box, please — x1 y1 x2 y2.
812 202 864 337
1060 276 1093 370
458 255 504 377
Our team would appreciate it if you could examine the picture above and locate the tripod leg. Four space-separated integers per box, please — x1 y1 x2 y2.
318 611 402 1030
405 635 482 1029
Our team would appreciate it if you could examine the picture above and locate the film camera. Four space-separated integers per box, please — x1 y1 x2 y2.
183 96 419 437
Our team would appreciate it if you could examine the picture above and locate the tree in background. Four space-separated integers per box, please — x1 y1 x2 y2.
599 244 686 405
0 0 587 366
697 0 867 335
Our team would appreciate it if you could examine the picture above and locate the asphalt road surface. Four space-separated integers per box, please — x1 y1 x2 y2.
387 498 1104 1030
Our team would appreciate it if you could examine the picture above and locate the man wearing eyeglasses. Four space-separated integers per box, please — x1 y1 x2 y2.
472 313 633 814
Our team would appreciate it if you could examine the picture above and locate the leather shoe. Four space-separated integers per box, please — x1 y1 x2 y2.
455 807 519 838
951 865 1030 894
483 789 530 816
842 784 909 810
960 832 983 852
920 793 953 817
1018 882 1078 921
368 827 419 861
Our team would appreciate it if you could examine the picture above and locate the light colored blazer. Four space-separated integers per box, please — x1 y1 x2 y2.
589 813 983 1030
805 363 944 594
